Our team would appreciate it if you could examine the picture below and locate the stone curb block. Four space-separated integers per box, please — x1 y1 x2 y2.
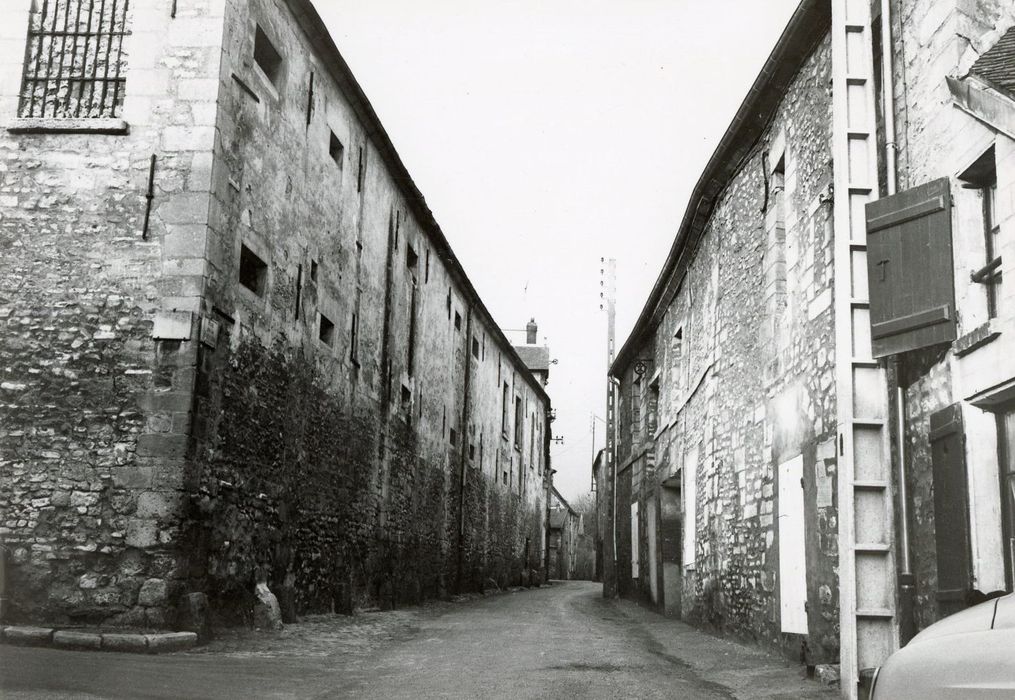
53 630 103 650
2 626 55 646
146 632 197 653
101 633 149 653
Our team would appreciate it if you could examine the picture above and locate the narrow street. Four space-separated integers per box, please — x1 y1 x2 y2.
1 582 834 699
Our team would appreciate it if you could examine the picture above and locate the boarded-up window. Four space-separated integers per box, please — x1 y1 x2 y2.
930 404 972 618
865 177 956 357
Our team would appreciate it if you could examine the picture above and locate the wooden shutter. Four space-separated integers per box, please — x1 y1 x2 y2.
865 177 956 357
929 404 972 617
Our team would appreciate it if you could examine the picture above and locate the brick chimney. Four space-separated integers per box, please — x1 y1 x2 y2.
526 318 538 344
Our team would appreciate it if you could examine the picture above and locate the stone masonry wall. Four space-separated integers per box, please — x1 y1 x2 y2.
0 0 225 626
615 35 839 664
176 0 549 620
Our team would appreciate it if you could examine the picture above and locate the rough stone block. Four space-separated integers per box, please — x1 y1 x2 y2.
125 518 159 548
2 626 54 646
152 310 193 340
136 434 189 459
53 630 103 650
157 193 210 224
175 592 210 639
137 492 176 520
253 582 283 630
138 577 169 606
101 633 149 653
146 631 197 653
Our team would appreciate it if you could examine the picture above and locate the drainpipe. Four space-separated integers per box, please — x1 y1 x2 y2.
457 306 473 593
880 0 916 645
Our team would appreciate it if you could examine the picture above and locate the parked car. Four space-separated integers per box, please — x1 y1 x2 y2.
869 593 1015 698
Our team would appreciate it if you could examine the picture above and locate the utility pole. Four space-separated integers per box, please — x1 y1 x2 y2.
600 257 618 598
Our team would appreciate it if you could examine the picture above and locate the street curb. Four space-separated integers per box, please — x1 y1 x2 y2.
1 625 197 654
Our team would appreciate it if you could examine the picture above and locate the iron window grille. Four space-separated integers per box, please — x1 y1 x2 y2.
18 0 131 119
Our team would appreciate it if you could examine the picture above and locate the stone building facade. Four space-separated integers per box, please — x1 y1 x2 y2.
883 0 1015 634
602 0 1015 697
609 0 839 664
0 0 552 629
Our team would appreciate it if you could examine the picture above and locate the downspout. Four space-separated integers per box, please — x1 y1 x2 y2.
456 306 473 593
545 416 552 581
880 0 916 645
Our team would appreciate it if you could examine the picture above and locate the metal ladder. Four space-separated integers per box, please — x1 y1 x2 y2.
832 0 899 696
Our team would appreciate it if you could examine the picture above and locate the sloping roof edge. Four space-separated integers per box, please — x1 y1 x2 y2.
284 0 550 405
611 0 830 378
947 75 1015 141
550 485 577 516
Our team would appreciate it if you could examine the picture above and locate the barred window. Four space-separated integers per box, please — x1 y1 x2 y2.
18 0 131 119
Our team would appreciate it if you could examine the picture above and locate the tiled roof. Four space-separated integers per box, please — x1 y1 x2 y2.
970 25 1015 99
513 345 550 372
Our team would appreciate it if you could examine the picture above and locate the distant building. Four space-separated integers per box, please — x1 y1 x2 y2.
513 318 551 386
0 0 552 629
599 0 1015 696
548 487 579 580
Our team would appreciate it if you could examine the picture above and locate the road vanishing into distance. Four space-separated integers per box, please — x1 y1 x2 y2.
1 581 834 699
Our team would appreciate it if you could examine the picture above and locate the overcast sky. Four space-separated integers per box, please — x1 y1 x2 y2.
317 0 801 502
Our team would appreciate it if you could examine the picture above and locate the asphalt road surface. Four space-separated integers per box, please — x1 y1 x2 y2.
0 581 834 699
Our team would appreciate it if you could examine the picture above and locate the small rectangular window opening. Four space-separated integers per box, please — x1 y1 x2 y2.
425 248 430 283
454 311 462 331
401 384 411 411
350 294 360 365
239 244 268 296
406 244 418 269
310 259 319 282
357 146 366 193
254 26 283 86
514 396 524 448
450 427 458 446
472 337 480 359
502 382 510 434
319 313 335 346
306 71 315 126
469 443 476 461
329 130 344 168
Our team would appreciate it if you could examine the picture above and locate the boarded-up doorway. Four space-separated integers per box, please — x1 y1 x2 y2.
778 454 808 634
660 481 682 616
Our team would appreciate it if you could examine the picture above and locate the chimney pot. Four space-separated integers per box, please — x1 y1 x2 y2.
526 318 538 344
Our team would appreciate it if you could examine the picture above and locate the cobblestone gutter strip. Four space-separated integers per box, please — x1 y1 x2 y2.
0 626 196 654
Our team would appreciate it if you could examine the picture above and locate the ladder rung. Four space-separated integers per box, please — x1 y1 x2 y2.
845 23 867 33
846 76 868 86
848 129 870 138
853 419 885 428
853 479 888 490
855 543 891 552
851 299 870 308
852 359 879 368
848 185 873 194
849 240 867 250
856 608 894 619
